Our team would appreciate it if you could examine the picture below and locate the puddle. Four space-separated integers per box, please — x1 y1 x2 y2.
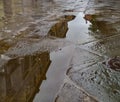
48 12 95 44
33 45 75 102
65 12 119 44
1 0 120 102
0 45 75 102
48 15 75 38
66 12 95 44
0 52 51 102
48 12 119 45
48 12 115 44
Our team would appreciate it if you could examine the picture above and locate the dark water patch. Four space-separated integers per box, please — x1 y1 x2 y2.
0 37 74 102
48 15 75 38
34 45 75 102
83 14 118 39
0 52 51 102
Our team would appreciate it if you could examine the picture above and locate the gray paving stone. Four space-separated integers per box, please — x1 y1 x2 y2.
55 82 98 102
80 34 120 57
67 47 103 73
67 63 120 102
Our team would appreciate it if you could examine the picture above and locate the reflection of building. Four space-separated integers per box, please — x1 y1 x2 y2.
89 20 117 35
84 14 117 38
48 21 68 38
48 15 75 38
0 52 51 102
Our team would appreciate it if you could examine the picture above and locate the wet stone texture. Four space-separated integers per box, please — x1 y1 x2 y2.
80 34 120 57
67 63 120 102
80 0 120 57
55 0 120 102
0 0 120 102
55 46 104 102
55 82 97 102
66 47 104 73
103 56 120 71
0 0 91 101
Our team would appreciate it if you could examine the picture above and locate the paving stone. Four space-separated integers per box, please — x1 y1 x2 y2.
80 34 120 57
68 47 103 73
55 82 98 102
67 63 120 102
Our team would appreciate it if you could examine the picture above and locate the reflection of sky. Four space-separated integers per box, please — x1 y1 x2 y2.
34 45 75 102
66 12 95 44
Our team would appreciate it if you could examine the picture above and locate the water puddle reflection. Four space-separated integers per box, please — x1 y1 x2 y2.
48 15 75 38
66 12 94 44
0 45 74 102
48 12 119 45
34 45 74 102
1 0 120 102
0 52 51 102
48 13 94 44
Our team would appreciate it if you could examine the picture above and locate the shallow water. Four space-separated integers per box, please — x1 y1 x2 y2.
0 0 120 102
34 45 75 102
66 12 94 44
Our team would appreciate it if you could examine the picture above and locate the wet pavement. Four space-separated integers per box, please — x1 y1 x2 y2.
0 0 120 102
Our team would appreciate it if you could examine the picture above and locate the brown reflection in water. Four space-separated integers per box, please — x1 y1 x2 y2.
48 15 75 38
84 14 117 38
0 40 11 54
0 52 51 102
